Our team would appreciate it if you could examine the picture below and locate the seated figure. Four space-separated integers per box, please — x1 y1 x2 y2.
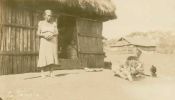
115 58 144 81
114 48 144 81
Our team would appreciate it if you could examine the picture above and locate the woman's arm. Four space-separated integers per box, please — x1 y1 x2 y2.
53 22 59 36
37 21 45 38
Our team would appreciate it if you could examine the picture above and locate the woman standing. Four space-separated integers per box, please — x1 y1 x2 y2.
37 10 59 78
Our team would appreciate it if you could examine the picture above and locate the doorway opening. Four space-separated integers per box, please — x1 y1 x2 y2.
57 15 78 59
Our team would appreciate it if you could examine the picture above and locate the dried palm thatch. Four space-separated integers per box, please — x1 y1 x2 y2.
9 0 117 21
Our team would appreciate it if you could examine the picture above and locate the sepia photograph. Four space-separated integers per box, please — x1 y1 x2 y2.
0 0 175 100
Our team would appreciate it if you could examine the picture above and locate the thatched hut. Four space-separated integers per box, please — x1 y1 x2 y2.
0 0 116 75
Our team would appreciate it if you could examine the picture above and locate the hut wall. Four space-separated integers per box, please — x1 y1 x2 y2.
76 19 104 68
110 45 136 54
0 1 40 75
0 1 107 75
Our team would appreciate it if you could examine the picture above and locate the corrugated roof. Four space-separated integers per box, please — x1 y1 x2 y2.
111 37 157 47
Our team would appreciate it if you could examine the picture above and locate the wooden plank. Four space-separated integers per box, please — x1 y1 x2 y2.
27 11 30 26
16 55 20 74
16 27 19 52
28 56 31 72
36 30 40 51
19 9 22 25
19 28 23 52
76 19 102 34
16 56 19 73
2 55 5 75
19 56 22 73
9 55 13 74
1 23 37 29
30 29 33 52
78 33 102 38
4 55 7 74
5 55 8 74
78 34 103 53
30 56 33 72
27 56 30 72
25 56 28 72
0 33 1 52
10 27 13 51
96 38 99 52
16 56 18 73
24 28 27 51
0 25 2 51
2 26 6 51
36 56 38 71
11 27 15 51
0 0 2 24
6 2 10 24
33 56 35 72
23 9 26 26
0 55 3 75
0 0 4 51
5 26 8 52
23 12 27 51
33 56 36 72
8 26 12 51
4 26 8 51
87 37 91 52
35 12 40 52
6 56 10 74
95 38 99 52
14 27 17 52
25 56 28 73
14 8 17 24
16 27 20 52
27 29 31 52
79 54 104 68
13 56 17 74
32 29 35 52
17 8 20 25
22 56 25 73
33 12 37 26
11 7 15 24
0 51 38 55
4 0 8 24
1 0 5 24
21 55 24 73
34 30 37 52
0 55 2 75
1 27 4 51
2 55 4 75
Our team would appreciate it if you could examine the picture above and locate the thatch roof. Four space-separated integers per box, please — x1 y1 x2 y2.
110 37 157 47
10 0 117 21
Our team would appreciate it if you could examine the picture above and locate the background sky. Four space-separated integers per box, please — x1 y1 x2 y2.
103 0 175 39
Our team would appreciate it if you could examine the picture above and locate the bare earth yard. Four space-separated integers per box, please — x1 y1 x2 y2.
0 50 175 100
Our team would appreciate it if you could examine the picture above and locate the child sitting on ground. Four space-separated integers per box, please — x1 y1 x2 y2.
113 48 144 81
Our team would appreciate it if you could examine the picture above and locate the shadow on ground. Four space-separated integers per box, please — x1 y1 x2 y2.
24 72 79 80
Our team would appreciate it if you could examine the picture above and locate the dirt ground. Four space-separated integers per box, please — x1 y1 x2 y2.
1 50 175 100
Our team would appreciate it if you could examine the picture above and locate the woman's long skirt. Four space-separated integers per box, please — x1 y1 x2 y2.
37 36 59 67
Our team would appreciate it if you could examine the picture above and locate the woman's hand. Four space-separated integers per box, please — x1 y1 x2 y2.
44 33 54 40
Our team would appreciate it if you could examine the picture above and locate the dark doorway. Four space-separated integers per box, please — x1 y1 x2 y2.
57 15 78 59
